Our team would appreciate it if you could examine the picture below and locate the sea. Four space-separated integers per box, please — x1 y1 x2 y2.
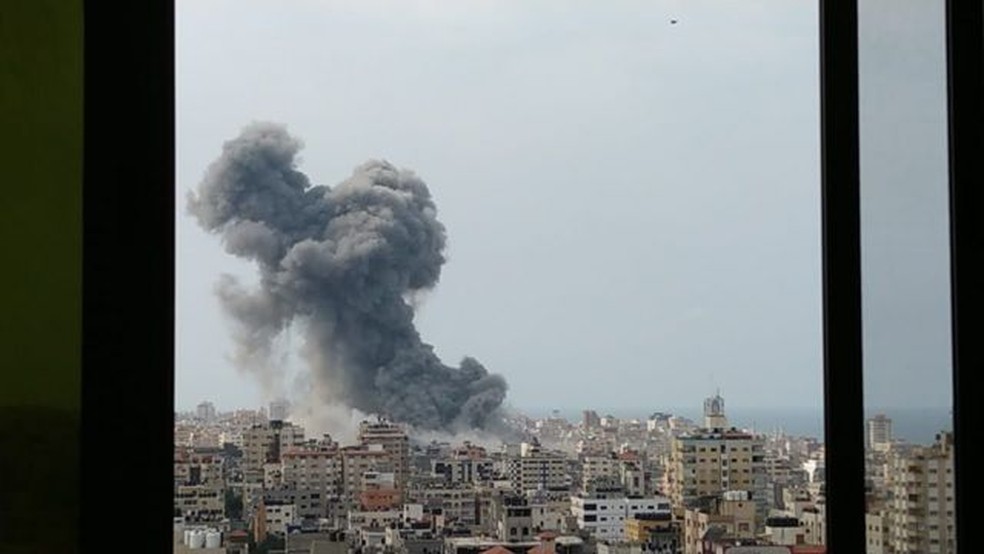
519 405 953 446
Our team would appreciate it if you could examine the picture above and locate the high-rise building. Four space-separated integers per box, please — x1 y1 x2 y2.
242 420 305 484
583 410 602 430
340 444 395 511
505 442 570 493
174 446 224 487
867 414 893 451
665 395 767 525
269 399 290 422
282 437 342 494
885 432 955 553
196 401 216 423
358 419 409 497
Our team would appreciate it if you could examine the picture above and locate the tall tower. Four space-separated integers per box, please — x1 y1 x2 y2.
867 414 893 451
703 391 728 431
357 419 409 500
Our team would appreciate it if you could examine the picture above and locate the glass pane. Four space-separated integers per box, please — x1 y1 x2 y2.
176 1 823 550
858 1 955 553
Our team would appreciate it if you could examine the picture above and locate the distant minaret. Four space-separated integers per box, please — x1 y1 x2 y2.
703 390 729 431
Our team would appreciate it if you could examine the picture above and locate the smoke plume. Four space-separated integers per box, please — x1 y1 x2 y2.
188 122 509 433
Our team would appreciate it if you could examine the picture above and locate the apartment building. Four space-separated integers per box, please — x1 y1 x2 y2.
867 415 893 452
681 491 756 554
174 447 224 487
581 454 620 492
406 484 483 526
175 485 225 523
433 455 494 485
866 510 889 554
242 420 305 484
886 432 955 554
505 442 570 493
340 444 395 511
358 419 410 495
664 396 767 524
282 439 342 498
571 491 672 540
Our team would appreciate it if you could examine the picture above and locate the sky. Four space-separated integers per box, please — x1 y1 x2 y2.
175 0 952 418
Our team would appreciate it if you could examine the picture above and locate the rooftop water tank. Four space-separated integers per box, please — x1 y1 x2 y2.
189 529 205 549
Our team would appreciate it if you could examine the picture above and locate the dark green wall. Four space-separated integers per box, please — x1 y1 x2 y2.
1 0 82 551
1 0 82 411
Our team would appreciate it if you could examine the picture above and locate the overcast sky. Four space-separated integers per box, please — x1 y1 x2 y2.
175 0 952 416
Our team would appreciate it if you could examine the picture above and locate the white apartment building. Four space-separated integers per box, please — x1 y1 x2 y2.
264 501 296 536
433 457 494 485
867 510 889 554
506 442 570 493
406 484 483 526
571 494 672 540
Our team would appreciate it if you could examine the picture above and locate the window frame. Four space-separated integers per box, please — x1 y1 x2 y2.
80 1 981 551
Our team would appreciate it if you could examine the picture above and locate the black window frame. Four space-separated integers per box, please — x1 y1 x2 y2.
79 1 982 552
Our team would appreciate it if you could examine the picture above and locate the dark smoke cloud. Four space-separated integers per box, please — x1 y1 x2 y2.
188 122 508 432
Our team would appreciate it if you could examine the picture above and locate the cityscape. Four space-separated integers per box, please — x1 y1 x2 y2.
171 4 957 554
172 395 954 554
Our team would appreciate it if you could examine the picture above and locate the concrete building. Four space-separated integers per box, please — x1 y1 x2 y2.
264 487 330 521
360 470 401 510
434 452 494 485
665 397 767 525
490 494 536 543
581 454 620 492
866 510 889 554
175 446 224 487
571 492 672 540
584 410 602 430
866 415 893 452
885 432 955 553
242 420 305 484
681 492 756 554
282 440 343 499
269 399 290 422
623 513 681 553
358 419 410 496
175 485 225 522
264 500 297 536
762 516 807 546
197 401 217 423
798 504 825 547
340 444 394 511
506 442 570 494
406 484 483 526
